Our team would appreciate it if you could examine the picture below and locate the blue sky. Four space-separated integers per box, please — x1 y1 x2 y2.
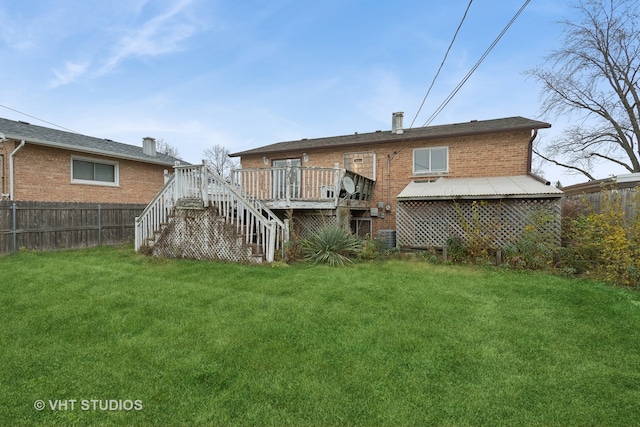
0 0 615 186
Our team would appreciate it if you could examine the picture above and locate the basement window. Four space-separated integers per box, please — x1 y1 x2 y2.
71 156 119 186
413 147 448 174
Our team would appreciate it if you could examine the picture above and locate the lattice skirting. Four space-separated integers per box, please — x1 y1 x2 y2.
289 212 337 239
396 198 561 249
152 207 263 263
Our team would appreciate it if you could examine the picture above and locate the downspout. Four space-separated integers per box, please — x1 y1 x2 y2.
9 140 26 201
526 129 551 184
527 129 538 174
386 151 398 229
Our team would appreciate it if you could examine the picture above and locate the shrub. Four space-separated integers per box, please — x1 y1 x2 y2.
301 226 362 267
446 236 467 263
561 189 640 286
358 235 385 261
501 207 560 270
283 209 302 262
454 201 498 262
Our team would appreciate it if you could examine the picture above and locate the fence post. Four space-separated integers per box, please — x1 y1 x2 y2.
98 204 102 246
12 202 16 254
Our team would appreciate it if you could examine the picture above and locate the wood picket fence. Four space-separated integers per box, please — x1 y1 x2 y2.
0 201 145 254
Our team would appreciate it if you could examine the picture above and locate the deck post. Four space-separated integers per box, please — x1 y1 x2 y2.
266 220 276 262
201 160 209 207
285 161 292 207
333 163 341 206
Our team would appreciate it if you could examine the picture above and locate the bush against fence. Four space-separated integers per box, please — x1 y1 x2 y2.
0 201 145 254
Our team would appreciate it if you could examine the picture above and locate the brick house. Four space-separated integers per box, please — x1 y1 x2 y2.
135 114 563 263
229 114 564 249
0 117 181 203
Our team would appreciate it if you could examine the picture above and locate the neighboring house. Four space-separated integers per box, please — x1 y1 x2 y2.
0 117 181 203
229 113 564 249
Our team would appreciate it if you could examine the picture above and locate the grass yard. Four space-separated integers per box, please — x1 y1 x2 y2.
1 246 640 426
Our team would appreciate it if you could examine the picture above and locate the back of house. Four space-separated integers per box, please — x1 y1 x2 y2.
230 114 564 249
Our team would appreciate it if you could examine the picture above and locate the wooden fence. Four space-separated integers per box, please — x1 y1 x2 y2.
0 201 146 254
562 186 639 220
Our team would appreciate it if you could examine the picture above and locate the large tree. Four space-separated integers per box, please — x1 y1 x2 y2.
155 138 182 160
528 0 640 180
203 144 238 181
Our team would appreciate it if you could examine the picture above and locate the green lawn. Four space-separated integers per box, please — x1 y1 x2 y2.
1 246 640 426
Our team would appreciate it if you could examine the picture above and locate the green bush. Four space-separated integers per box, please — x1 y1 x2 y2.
446 236 467 263
358 235 385 261
561 189 640 287
502 208 559 270
301 226 362 266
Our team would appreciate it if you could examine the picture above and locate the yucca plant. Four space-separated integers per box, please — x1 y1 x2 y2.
301 225 362 266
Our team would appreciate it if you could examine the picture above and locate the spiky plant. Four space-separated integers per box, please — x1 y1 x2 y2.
301 225 361 266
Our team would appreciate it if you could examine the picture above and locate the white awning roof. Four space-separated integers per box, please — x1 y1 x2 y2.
397 175 564 200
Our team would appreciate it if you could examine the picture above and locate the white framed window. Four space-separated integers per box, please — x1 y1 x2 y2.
71 156 119 186
413 147 448 174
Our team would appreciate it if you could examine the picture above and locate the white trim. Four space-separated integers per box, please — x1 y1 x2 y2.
71 155 120 187
413 146 448 175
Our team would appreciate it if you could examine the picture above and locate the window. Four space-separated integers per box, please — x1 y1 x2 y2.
71 157 119 186
413 147 448 174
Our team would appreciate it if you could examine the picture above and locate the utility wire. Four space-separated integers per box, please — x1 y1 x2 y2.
0 104 81 134
421 0 531 127
409 0 474 129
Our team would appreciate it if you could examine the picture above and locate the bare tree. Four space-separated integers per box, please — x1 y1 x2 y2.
527 0 640 180
155 138 182 160
203 144 239 181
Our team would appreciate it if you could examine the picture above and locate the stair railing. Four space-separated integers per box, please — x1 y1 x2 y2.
137 162 287 262
135 173 177 251
206 167 286 262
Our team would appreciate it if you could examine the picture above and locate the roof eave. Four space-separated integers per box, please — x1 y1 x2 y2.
230 121 552 158
7 136 177 166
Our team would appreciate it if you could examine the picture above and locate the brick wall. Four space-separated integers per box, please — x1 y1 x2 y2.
236 129 532 236
1 141 169 204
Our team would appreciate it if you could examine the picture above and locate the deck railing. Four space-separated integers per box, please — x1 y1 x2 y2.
136 162 286 262
231 164 375 205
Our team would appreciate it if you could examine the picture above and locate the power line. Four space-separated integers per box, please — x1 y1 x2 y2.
421 0 531 127
409 0 474 129
0 104 81 134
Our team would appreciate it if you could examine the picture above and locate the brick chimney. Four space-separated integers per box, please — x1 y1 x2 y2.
392 112 404 135
143 137 156 157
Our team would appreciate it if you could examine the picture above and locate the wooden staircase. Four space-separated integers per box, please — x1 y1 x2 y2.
135 163 286 263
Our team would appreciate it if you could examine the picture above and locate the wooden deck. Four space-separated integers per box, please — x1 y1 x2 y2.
231 165 375 210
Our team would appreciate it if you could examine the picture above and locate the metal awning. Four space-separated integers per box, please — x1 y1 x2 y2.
397 175 564 200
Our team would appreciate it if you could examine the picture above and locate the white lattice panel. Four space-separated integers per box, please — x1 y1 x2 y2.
294 213 337 239
397 199 560 249
153 207 263 263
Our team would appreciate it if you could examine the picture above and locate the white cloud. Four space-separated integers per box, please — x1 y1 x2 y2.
49 61 90 88
97 0 199 76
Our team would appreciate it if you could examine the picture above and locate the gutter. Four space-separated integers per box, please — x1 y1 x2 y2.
9 140 26 201
526 128 555 186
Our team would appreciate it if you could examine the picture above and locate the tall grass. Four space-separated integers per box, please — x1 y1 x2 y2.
1 246 640 426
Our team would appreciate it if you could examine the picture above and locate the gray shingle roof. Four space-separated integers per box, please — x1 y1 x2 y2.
397 175 564 200
0 117 180 166
230 116 551 157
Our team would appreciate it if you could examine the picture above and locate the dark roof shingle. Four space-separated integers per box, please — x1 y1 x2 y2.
0 117 180 165
230 116 551 157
